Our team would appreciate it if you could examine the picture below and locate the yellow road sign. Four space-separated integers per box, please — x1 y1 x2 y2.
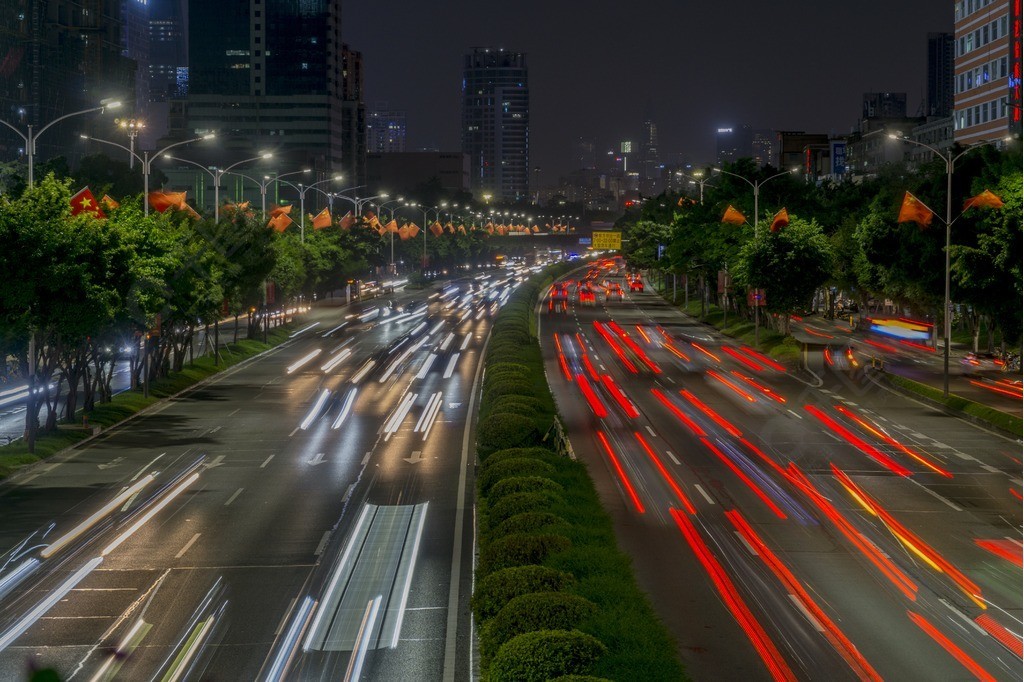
591 231 621 250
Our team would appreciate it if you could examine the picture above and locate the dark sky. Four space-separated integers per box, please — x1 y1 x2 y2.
344 0 953 182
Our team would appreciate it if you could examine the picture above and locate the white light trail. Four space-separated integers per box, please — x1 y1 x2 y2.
460 334 472 351
286 349 322 374
300 389 331 430
416 354 438 380
439 333 455 351
442 353 460 379
345 595 382 681
383 393 418 440
42 474 157 558
331 388 359 429
321 348 352 373
390 505 428 648
350 360 376 384
413 393 442 433
101 473 200 556
304 505 372 651
321 322 348 337
288 322 321 338
263 596 314 682
0 556 103 653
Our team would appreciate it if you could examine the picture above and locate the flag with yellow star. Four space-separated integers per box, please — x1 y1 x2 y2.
70 187 105 219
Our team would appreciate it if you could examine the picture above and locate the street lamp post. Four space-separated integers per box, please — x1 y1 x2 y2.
275 176 345 241
211 154 273 222
2 100 121 187
713 166 798 346
676 170 715 204
115 118 145 169
888 133 1012 396
83 133 215 215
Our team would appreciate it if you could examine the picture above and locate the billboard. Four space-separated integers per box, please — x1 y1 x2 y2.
830 140 847 176
591 231 622 250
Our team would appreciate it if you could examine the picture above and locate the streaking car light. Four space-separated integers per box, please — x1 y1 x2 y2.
321 348 352 373
350 360 376 384
331 388 358 429
287 349 322 374
300 390 331 430
101 472 200 556
42 474 157 558
288 322 320 338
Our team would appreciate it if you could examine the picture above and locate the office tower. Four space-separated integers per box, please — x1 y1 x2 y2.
461 48 530 201
367 102 407 153
862 92 908 119
927 32 955 117
716 124 753 165
121 0 150 118
0 0 135 164
185 0 363 177
953 0 1019 144
641 107 660 193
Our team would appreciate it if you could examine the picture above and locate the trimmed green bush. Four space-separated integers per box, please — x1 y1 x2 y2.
481 592 598 663
480 532 572 574
492 511 571 539
489 475 564 502
477 413 543 456
472 565 576 620
486 491 562 528
484 396 547 419
483 378 536 403
479 447 560 472
490 630 606 682
479 458 556 493
549 677 614 682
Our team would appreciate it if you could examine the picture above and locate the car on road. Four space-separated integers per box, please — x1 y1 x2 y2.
961 351 1006 374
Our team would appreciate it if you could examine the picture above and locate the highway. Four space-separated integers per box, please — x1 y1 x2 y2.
0 270 524 680
541 263 1023 681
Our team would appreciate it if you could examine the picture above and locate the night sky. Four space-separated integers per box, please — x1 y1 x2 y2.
344 0 953 182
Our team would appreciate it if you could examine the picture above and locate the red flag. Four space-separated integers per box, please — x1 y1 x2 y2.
430 222 444 237
721 205 746 225
148 191 186 213
70 187 106 218
312 207 332 229
269 203 293 218
458 224 467 234
769 208 789 233
398 225 412 241
365 212 381 230
181 202 202 221
406 223 421 238
268 213 293 232
962 189 1004 211
897 191 934 228
101 194 119 211
384 219 399 233
339 211 355 230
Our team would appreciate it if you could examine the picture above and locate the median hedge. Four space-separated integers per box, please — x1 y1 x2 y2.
473 260 686 681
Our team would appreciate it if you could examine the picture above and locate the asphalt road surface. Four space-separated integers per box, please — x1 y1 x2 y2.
542 265 1022 681
0 269 529 681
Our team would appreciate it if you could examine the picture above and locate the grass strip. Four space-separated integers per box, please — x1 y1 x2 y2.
885 373 1022 437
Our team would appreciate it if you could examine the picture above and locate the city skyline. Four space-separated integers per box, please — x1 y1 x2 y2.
345 0 953 178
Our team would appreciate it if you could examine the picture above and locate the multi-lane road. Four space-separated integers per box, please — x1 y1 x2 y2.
542 263 1022 681
0 271 525 680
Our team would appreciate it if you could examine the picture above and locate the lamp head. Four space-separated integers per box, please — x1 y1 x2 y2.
79 134 88 139
202 133 216 140
101 99 122 109
261 152 273 159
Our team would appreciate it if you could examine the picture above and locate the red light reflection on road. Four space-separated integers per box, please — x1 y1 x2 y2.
726 510 883 682
679 389 742 438
670 509 797 682
707 370 757 403
907 610 997 682
730 372 787 404
602 375 639 418
634 432 696 514
804 405 911 476
722 346 765 371
651 388 705 436
596 430 645 513
832 405 951 478
739 346 787 372
832 464 984 609
974 613 1023 658
700 437 787 520
784 464 918 601
974 539 1023 568
690 342 721 363
576 374 608 418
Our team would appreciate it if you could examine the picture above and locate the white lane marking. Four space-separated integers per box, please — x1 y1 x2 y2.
260 455 275 468
460 334 472 351
694 485 715 505
645 425 657 437
911 432 927 439
789 594 825 632
443 353 460 379
666 451 681 465
343 483 356 503
360 451 372 466
174 533 201 559
665 376 676 384
314 531 332 556
980 464 1000 474
787 409 804 420
822 432 841 441
288 427 300 437
909 478 962 512
734 531 758 556
939 599 987 635
224 488 243 506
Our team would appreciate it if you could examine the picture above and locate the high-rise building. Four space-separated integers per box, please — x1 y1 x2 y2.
184 0 362 178
146 0 187 146
640 107 660 193
461 48 530 201
862 92 908 119
367 102 407 153
716 125 753 165
121 0 150 118
751 129 775 167
0 0 135 164
953 0 1020 145
927 32 956 117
